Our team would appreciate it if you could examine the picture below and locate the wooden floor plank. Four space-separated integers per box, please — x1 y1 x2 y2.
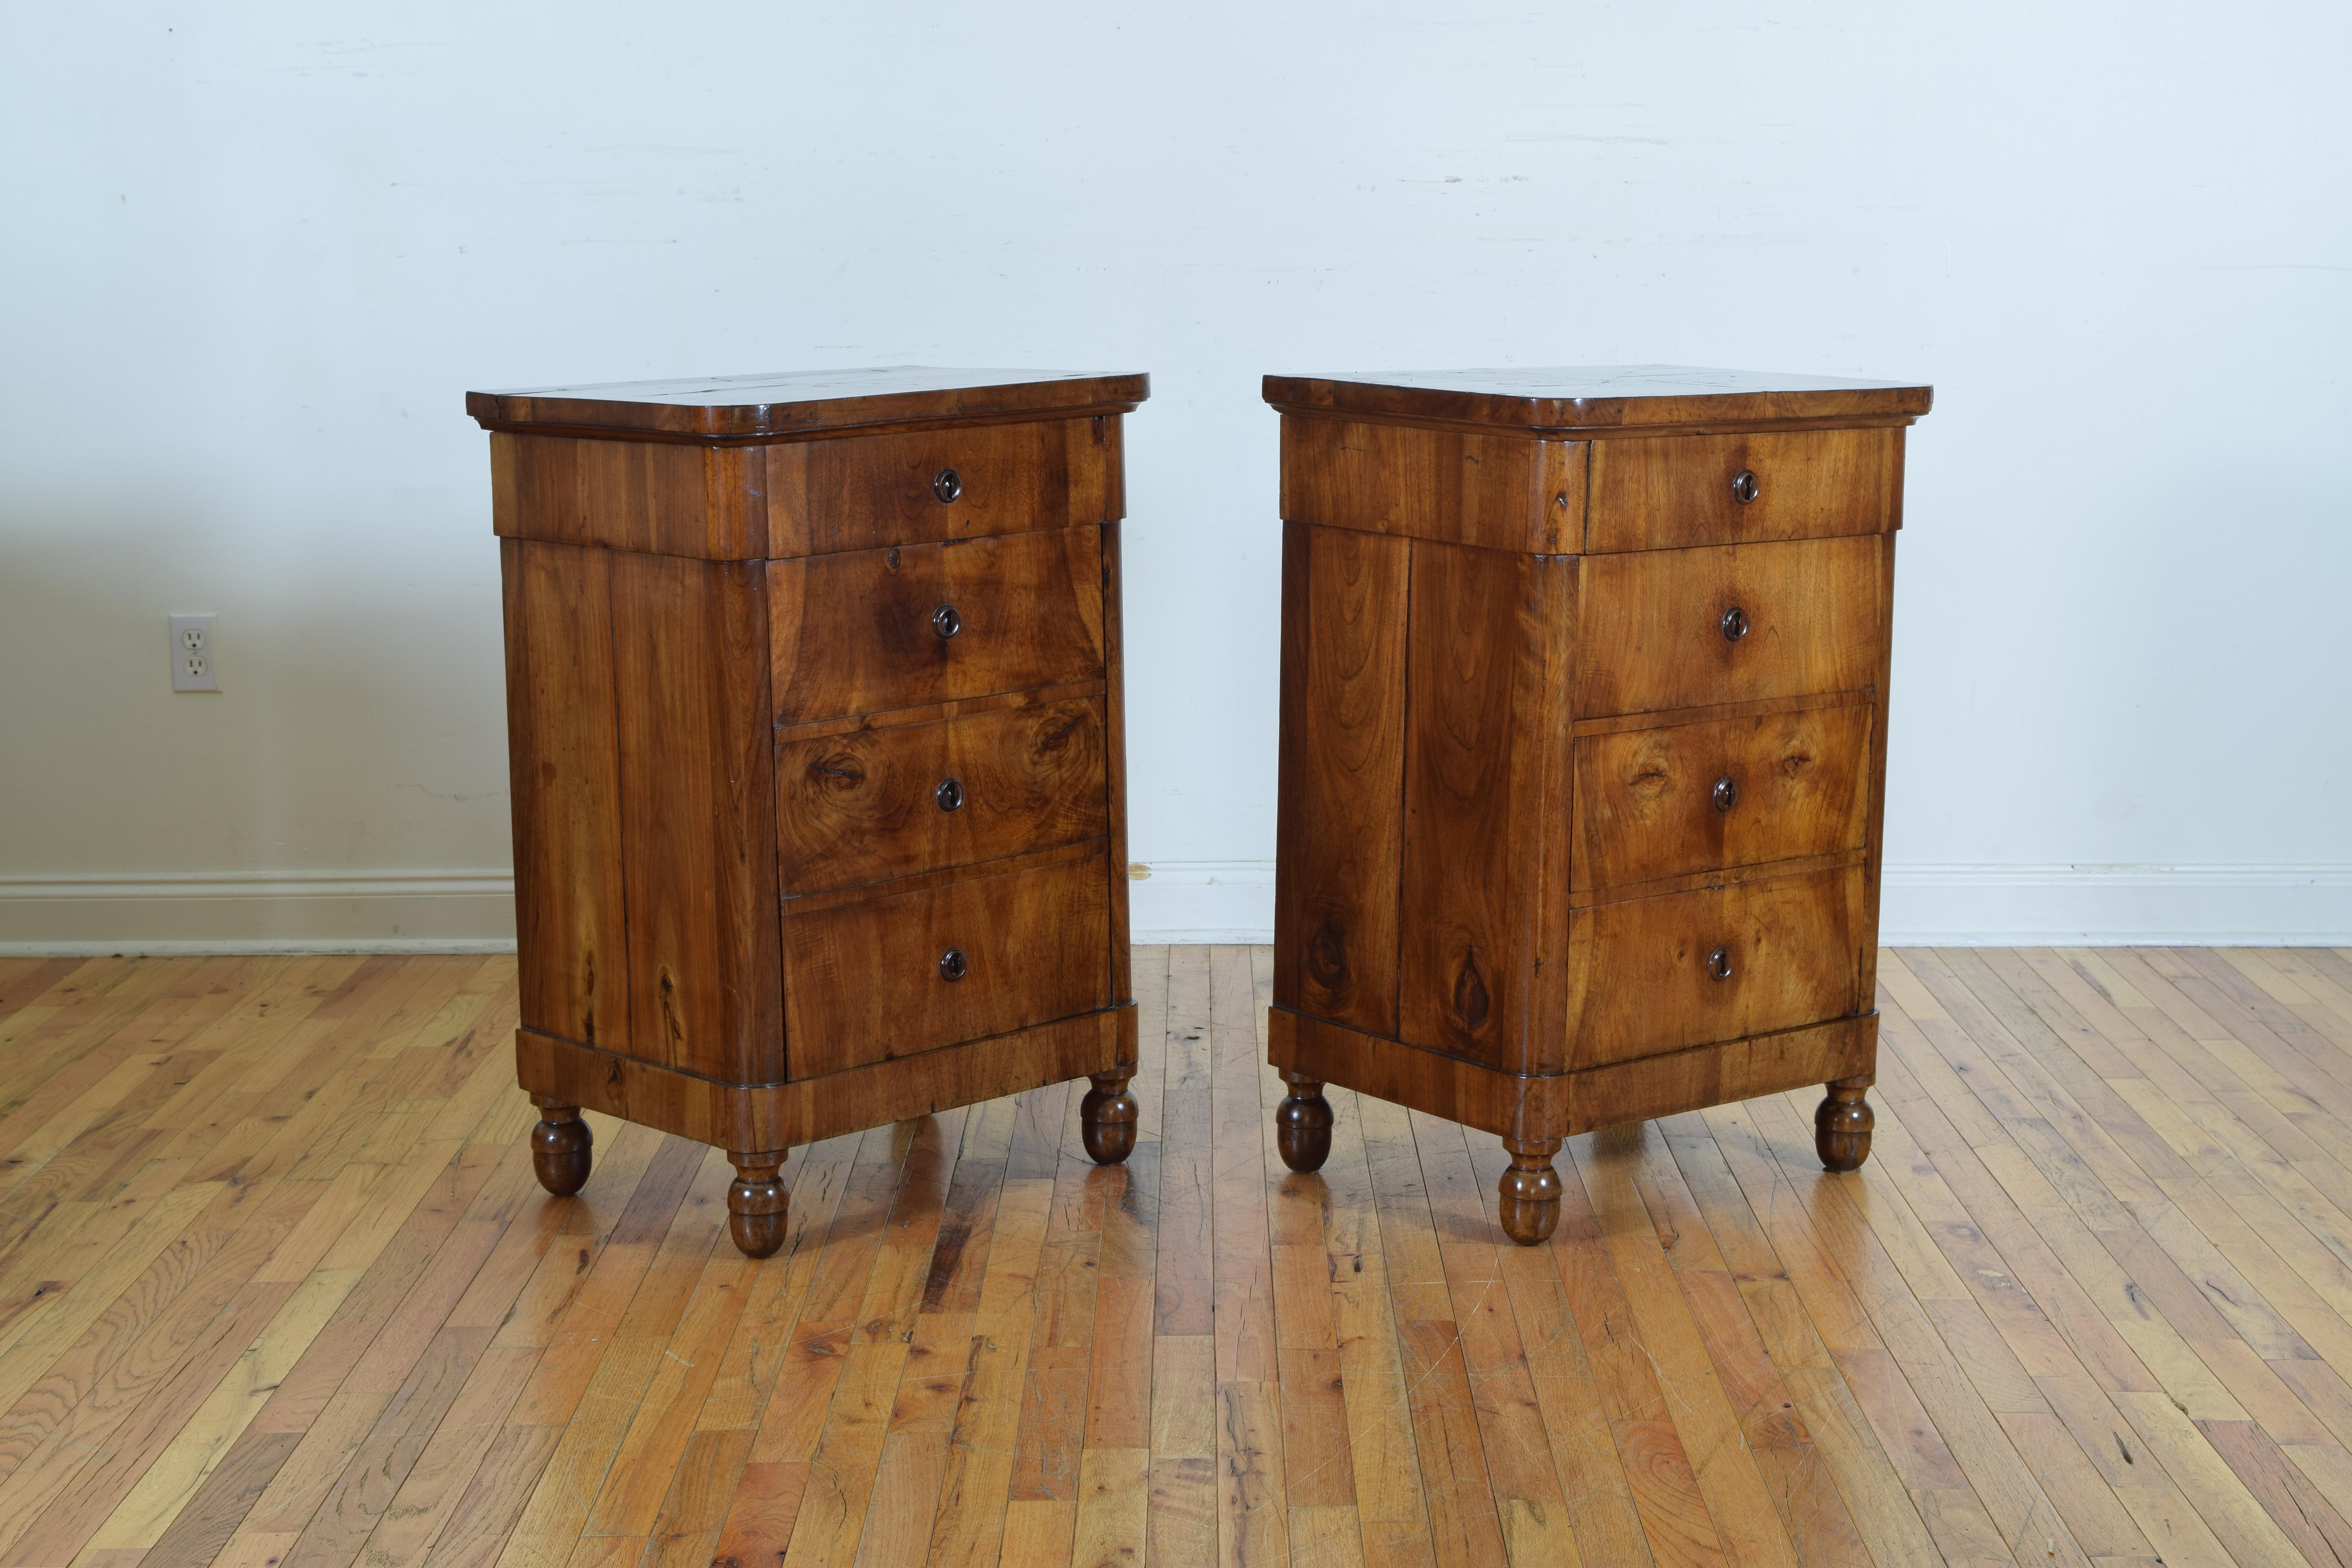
6 948 2352 1568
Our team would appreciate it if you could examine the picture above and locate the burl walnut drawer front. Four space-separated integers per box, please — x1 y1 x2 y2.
782 852 1112 1080
776 696 1109 894
767 418 1117 557
1572 701 1873 893
1586 428 1901 553
1564 865 1869 1070
1575 535 1885 718
768 527 1106 723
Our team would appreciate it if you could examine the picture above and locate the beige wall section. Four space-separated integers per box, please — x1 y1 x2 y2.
2 6 2349 949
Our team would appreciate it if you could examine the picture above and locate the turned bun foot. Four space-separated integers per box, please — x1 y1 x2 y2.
1080 1071 1140 1165
1274 1074 1333 1174
530 1105 592 1196
1497 1138 1563 1246
728 1153 789 1258
1816 1075 1875 1173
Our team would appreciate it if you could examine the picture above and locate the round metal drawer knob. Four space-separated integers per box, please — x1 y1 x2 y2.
1707 946 1734 982
939 948 969 982
936 778 964 812
932 604 962 639
1711 775 1738 812
1730 468 1760 505
1720 606 1749 642
933 468 963 503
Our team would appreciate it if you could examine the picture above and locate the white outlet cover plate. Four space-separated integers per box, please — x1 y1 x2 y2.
169 613 218 692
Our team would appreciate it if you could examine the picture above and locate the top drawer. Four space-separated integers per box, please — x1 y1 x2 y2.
768 417 1120 557
1587 428 1900 553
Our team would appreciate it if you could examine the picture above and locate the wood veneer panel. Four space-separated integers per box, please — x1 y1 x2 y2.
1102 521 1132 1010
1575 535 1886 718
1277 417 1583 552
1563 865 1869 1071
767 528 1105 725
500 540 628 1052
774 697 1108 895
491 435 766 559
608 551 781 1084
780 852 1111 1080
1586 428 1901 553
1396 539 1553 1073
1571 700 1874 893
765 418 1114 557
1276 524 1408 1036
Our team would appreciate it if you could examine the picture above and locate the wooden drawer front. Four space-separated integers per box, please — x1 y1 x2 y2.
1575 535 1884 718
769 528 1105 723
783 853 1111 1079
777 697 1109 894
768 418 1117 557
1572 702 1873 893
1587 428 1899 553
1565 866 1866 1070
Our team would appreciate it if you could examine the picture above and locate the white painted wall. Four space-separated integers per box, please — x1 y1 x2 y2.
4 1 2347 951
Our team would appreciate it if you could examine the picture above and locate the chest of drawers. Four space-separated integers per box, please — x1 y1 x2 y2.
1260 367 1931 1243
468 367 1149 1256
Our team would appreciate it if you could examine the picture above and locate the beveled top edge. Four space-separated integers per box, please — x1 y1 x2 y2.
1263 364 1932 430
466 365 1151 437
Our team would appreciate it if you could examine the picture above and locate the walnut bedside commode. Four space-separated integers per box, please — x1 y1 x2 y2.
469 367 1148 1258
1261 367 1932 1244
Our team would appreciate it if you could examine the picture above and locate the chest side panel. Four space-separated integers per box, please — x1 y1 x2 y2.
609 551 782 1085
1273 523 1409 1036
502 539 630 1054
1396 541 1571 1072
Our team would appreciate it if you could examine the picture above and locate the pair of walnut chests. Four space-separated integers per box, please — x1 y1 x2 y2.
469 368 1149 1256
472 363 1929 1255
1262 368 1931 1243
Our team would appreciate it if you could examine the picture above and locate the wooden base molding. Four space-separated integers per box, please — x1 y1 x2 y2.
1268 1005 1877 1145
515 1005 1136 1154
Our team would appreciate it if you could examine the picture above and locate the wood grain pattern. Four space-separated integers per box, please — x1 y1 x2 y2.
1396 540 1555 1071
1571 700 1874 893
1574 535 1887 718
1563 865 1871 1069
765 418 1116 557
492 436 767 559
1277 416 1584 552
780 853 1112 1080
501 541 629 1054
1276 524 1408 1036
608 550 781 1086
1586 428 1903 552
775 697 1108 895
768 528 1105 725
1264 366 1931 436
2 943 2350 1568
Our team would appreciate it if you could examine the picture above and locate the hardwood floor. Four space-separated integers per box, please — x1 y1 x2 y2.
3 949 2352 1566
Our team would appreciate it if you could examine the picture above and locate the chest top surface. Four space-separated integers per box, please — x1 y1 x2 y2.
1264 364 1931 434
468 365 1150 440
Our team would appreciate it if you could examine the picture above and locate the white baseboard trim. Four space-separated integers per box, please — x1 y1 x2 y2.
1130 860 2352 947
0 870 518 955
3 862 2344 956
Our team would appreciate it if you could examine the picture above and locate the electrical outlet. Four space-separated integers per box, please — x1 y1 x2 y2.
169 613 218 692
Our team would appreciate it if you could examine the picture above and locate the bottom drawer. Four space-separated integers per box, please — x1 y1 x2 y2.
1564 866 1867 1070
783 851 1111 1080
